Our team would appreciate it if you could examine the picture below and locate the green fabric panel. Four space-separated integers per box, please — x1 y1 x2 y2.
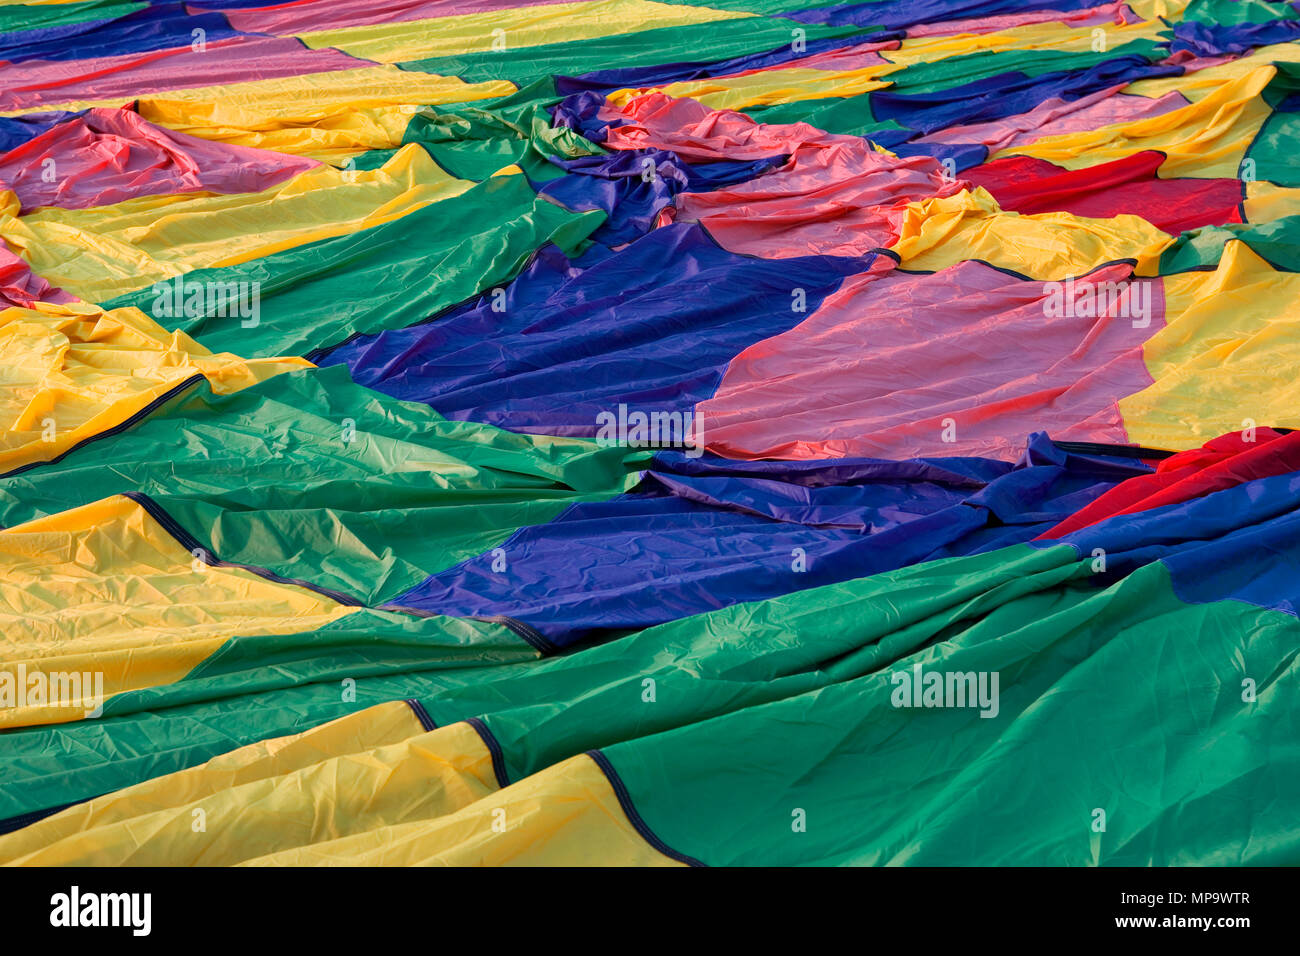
396 17 862 85
0 662 476 824
1246 108 1300 186
0 539 1078 823
883 39 1168 95
6 532 1295 866
0 608 566 822
403 81 604 183
97 174 604 357
605 559 1300 865
4 528 1295 863
180 610 534 683
0 366 650 605
1247 63 1300 187
1262 58 1300 108
1183 0 1300 26
342 148 401 172
1156 215 1300 273
747 41 1167 135
745 92 888 137
464 543 1087 781
0 0 143 33
100 610 538 722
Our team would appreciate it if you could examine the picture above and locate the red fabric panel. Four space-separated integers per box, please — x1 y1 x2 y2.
964 150 1244 235
1040 427 1300 537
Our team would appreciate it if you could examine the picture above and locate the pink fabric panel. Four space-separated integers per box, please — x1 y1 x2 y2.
0 107 318 211
672 140 966 257
916 85 1188 152
0 239 75 308
1160 49 1241 72
207 0 590 35
696 261 1164 462
605 93 964 257
0 36 369 113
603 92 851 161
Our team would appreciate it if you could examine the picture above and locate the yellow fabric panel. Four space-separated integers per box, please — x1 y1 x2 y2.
1121 242 1300 449
1125 0 1191 20
299 0 750 64
0 702 428 864
889 187 1172 278
999 64 1276 178
129 67 509 159
0 705 501 865
1123 40 1300 102
1242 180 1300 222
145 104 418 167
0 704 677 866
881 17 1169 70
0 145 470 302
242 752 683 866
610 65 895 112
0 495 355 730
0 299 306 473
24 702 424 859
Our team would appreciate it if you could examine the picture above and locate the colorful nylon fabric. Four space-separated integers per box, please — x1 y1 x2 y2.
1 0 1299 867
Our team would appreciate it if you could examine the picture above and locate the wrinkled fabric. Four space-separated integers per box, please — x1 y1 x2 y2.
2 0 1300 869
698 260 1163 460
322 223 878 430
0 107 318 210
963 150 1244 233
0 36 370 114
